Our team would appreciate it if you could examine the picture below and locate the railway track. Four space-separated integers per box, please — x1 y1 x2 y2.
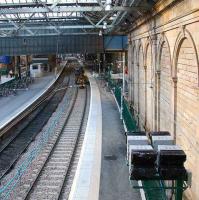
0 68 74 181
59 85 90 200
11 86 88 200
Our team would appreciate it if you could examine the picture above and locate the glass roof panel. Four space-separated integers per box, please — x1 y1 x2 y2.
0 0 156 36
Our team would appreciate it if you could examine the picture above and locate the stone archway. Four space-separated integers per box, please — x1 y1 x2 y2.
157 35 173 133
130 43 136 104
128 41 133 103
131 45 134 104
133 44 139 118
138 43 145 129
173 29 199 198
144 39 154 131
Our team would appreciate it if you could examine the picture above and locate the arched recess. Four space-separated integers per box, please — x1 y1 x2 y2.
129 42 136 104
144 38 154 131
127 40 133 103
173 29 199 191
173 29 199 141
157 34 173 133
137 41 145 129
133 43 139 117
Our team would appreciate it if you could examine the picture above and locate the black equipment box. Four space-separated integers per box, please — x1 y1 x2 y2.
131 150 157 166
158 150 186 167
159 167 187 180
130 166 157 180
157 145 187 180
157 145 186 167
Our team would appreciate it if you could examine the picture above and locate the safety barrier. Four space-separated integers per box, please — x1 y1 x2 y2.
114 86 121 107
0 89 72 200
122 98 138 132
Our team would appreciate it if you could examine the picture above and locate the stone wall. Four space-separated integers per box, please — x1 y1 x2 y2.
128 0 199 199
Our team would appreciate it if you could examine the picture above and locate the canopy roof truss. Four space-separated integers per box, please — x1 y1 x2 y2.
0 0 156 37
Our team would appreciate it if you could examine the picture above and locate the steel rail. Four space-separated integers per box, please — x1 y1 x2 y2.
57 86 88 200
0 68 71 181
22 87 87 200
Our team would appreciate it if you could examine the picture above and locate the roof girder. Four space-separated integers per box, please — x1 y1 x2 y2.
0 6 150 15
0 0 154 37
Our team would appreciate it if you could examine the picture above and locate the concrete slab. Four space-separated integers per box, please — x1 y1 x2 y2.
98 80 141 200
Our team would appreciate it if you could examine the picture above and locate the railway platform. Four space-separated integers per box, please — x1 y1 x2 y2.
98 80 141 200
69 74 141 200
0 72 59 129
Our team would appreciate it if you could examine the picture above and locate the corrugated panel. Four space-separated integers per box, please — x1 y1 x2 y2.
0 35 103 56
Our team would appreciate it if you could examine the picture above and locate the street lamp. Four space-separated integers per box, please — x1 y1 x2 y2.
99 29 103 36
103 21 107 29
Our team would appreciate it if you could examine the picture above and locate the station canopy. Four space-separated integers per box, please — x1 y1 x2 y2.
0 0 156 37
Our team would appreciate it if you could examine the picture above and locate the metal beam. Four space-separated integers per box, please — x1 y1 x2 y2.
36 0 53 12
108 0 137 32
0 21 94 28
110 0 129 26
2 14 34 36
97 0 104 7
42 12 61 34
96 13 110 26
0 32 99 37
50 0 62 10
0 25 113 31
112 0 152 32
0 2 100 8
2 13 36 36
0 16 83 22
81 13 96 27
0 6 150 15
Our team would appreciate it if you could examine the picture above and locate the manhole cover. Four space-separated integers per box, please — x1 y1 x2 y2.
104 155 117 161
